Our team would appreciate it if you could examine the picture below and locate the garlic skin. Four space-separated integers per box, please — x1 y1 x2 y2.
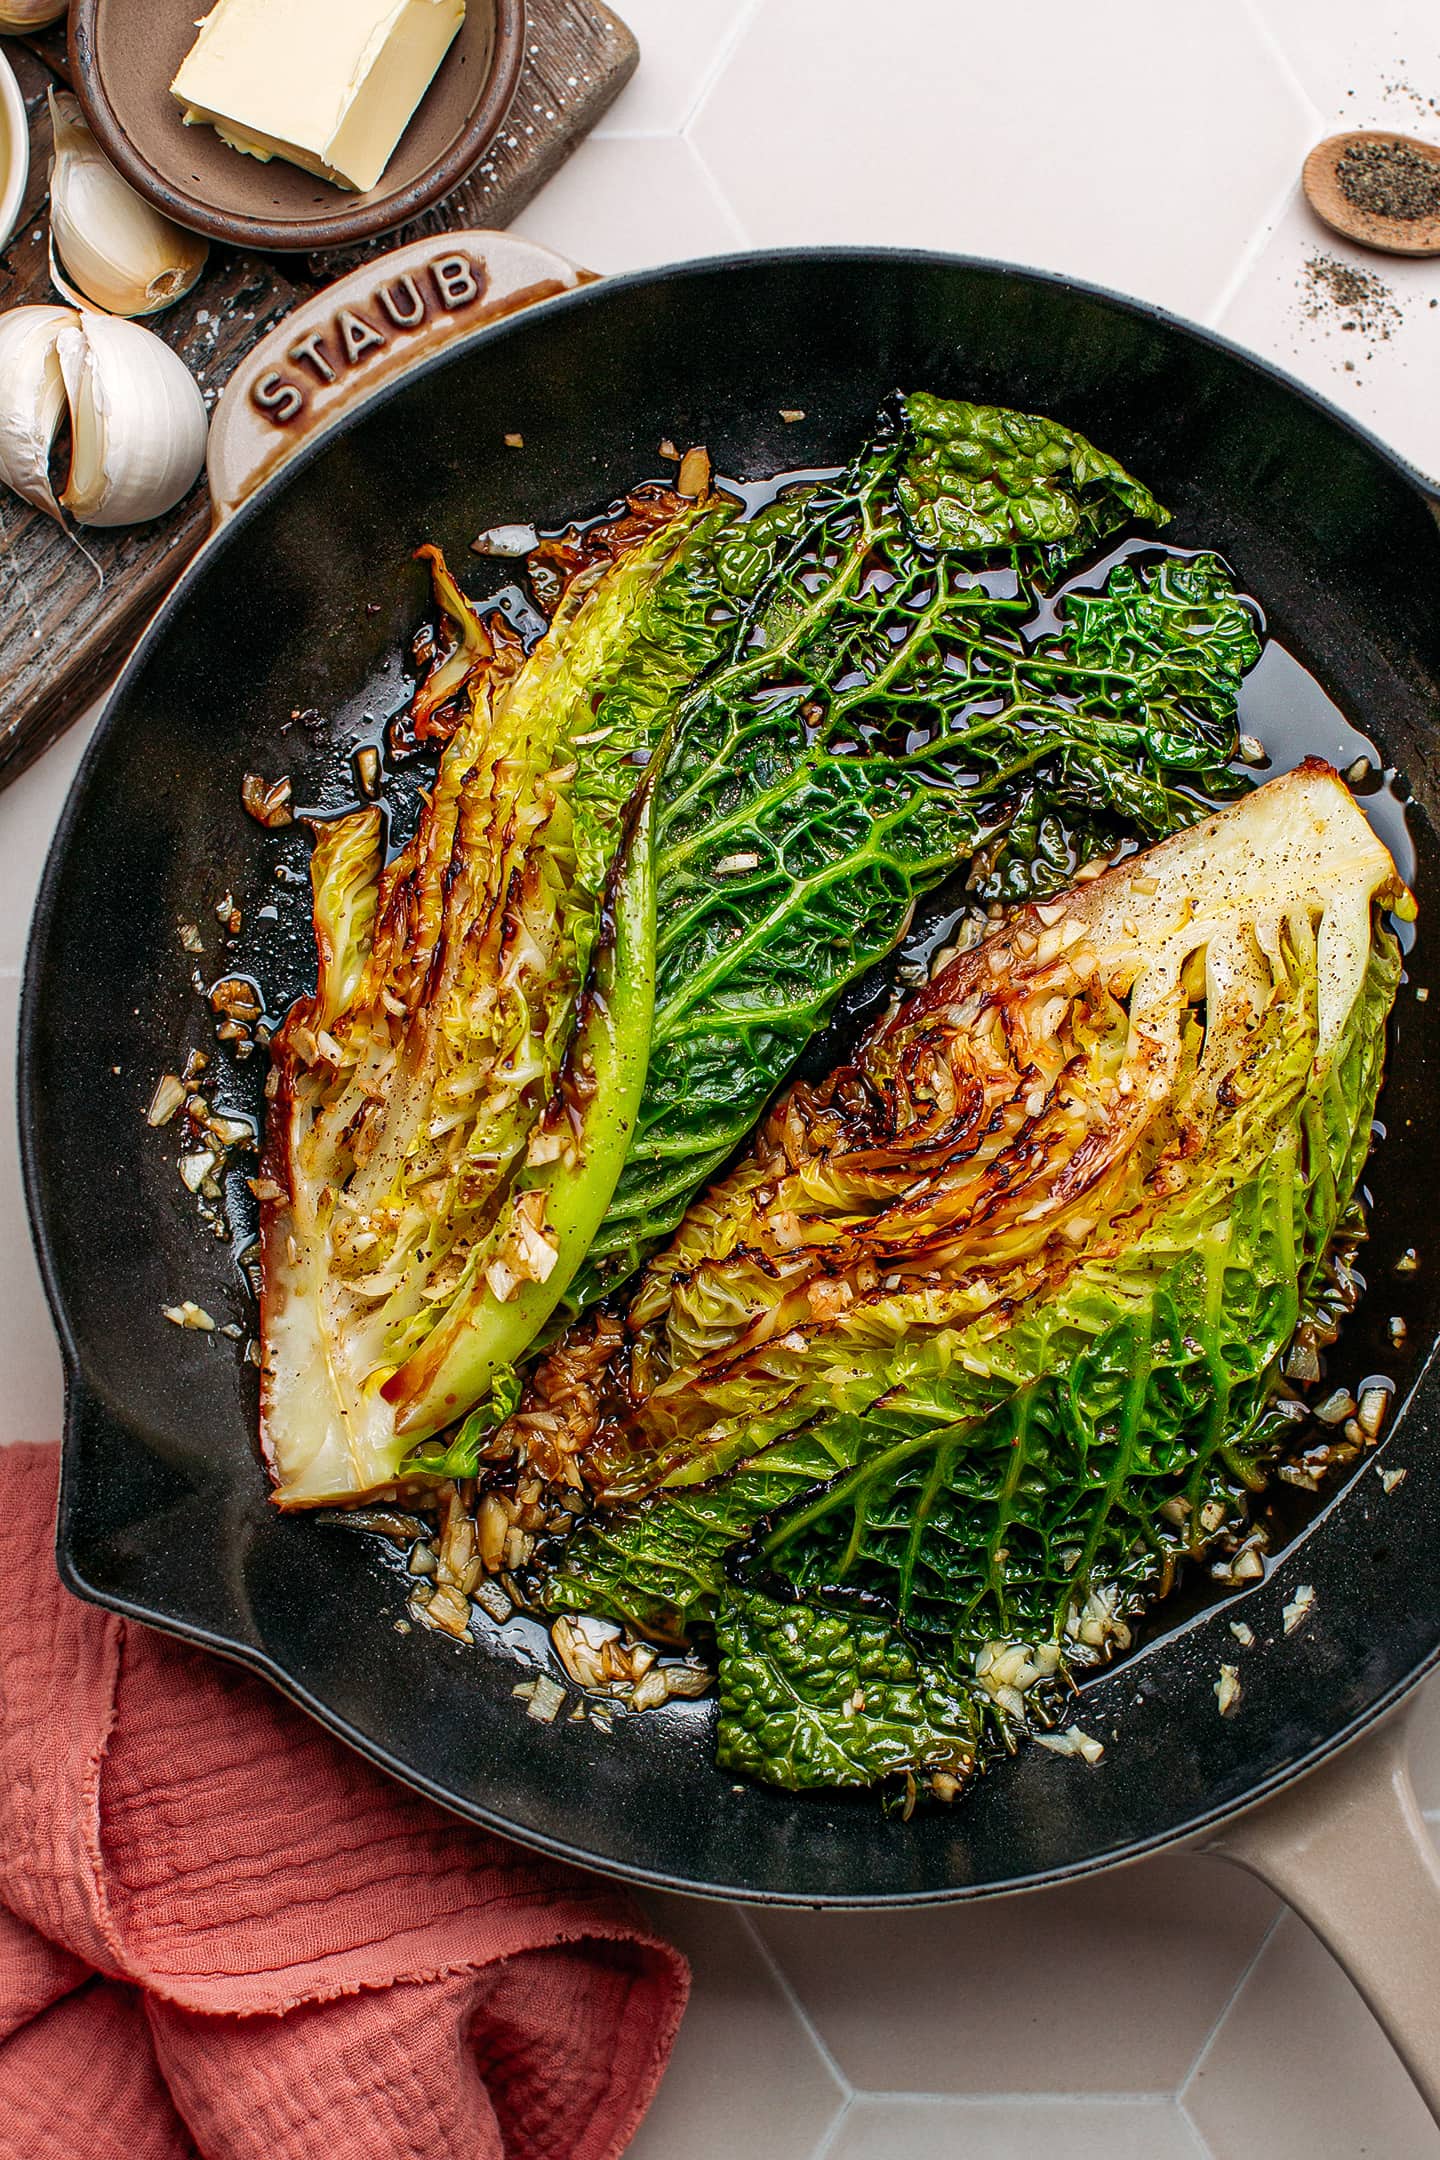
57 312 208 526
0 304 72 520
0 0 66 26
48 89 208 319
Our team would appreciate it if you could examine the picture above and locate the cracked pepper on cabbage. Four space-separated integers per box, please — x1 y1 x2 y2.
260 394 1266 1506
538 766 1409 1791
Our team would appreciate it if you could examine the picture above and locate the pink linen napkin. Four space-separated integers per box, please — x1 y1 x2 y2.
0 1443 687 2160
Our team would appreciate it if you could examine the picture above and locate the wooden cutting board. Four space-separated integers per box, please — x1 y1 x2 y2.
0 1 636 789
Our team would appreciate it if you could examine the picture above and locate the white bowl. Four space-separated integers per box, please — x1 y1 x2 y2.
0 47 30 252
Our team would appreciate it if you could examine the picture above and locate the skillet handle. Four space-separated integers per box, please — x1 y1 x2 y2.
205 231 594 524
1204 1699 1440 2123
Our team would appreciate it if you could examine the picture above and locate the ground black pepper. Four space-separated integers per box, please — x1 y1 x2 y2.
1299 253 1402 343
1378 79 1440 122
1337 139 1440 221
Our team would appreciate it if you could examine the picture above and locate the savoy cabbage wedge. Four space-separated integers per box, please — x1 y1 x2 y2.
539 765 1410 1792
261 488 732 1504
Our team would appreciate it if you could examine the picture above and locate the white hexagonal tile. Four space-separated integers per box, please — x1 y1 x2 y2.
1216 193 1440 489
749 1853 1277 2097
1403 1672 1440 1815
1244 0 1440 122
689 0 1318 321
0 703 98 973
511 135 744 276
596 0 759 136
627 1893 846 2160
0 975 64 1446
1184 1911 1440 2159
827 2097 1205 2160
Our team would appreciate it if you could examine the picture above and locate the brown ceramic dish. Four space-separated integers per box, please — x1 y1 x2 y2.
69 0 527 253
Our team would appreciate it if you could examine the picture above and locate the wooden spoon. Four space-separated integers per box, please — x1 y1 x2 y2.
1303 130 1440 258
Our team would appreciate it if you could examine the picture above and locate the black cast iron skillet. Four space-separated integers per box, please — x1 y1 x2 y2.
21 251 1440 2055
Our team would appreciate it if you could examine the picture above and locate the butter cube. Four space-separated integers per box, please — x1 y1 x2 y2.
171 0 466 195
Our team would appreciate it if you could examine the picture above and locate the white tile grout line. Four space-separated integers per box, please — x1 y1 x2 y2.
806 2096 854 2160
1201 0 1327 332
1202 174 1307 335
1235 0 1329 137
677 0 768 139
555 127 750 247
737 1910 854 2109
1177 2097 1218 2160
1177 1900 1285 2107
686 137 753 252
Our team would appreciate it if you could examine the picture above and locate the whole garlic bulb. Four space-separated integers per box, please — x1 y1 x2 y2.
0 304 208 528
48 89 207 318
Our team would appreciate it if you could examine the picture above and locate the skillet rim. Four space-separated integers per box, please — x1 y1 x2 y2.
20 243 1440 1905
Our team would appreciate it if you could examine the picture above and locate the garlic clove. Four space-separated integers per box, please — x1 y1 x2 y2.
0 303 76 520
57 311 208 527
47 89 208 320
0 0 66 26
